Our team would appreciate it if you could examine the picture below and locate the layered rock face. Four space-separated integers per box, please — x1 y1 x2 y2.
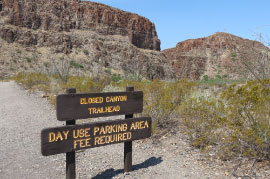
163 32 269 80
1 0 160 51
0 0 175 79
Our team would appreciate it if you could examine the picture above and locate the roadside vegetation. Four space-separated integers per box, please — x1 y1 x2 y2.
10 70 270 165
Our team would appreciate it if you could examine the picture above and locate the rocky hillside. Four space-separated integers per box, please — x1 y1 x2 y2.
0 0 269 81
163 32 269 80
0 0 174 79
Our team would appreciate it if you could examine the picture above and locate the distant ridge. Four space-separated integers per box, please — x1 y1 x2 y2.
163 32 269 80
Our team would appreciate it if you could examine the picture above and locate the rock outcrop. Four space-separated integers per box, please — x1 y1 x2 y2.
1 0 160 51
163 32 269 80
0 0 175 80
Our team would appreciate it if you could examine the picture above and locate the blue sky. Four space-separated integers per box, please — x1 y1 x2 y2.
87 0 270 50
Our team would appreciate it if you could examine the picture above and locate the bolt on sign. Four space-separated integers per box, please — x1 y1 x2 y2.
56 91 143 121
41 117 151 156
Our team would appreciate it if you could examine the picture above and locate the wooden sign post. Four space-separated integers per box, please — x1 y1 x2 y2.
41 87 151 178
66 88 76 179
124 86 134 172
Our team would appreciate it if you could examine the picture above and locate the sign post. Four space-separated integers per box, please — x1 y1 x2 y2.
66 88 76 179
124 86 134 172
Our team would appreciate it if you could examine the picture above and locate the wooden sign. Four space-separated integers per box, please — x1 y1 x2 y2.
41 117 151 156
56 91 143 121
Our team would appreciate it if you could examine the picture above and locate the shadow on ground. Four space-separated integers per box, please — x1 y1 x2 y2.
92 156 163 179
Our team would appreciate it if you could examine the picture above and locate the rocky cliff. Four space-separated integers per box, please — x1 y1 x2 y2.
0 0 175 79
163 32 269 80
1 0 160 51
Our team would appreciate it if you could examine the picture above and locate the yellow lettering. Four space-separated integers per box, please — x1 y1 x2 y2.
49 132 55 142
100 126 106 135
74 138 91 149
118 133 123 140
122 133 127 140
130 122 135 130
107 106 112 112
55 132 63 141
79 129 84 138
99 136 105 144
122 96 127 101
97 107 102 114
73 129 79 139
85 138 91 147
62 130 69 140
94 137 100 145
94 127 99 136
79 139 85 148
74 140 79 149
85 128 90 137
139 121 145 129
145 121 149 128
130 121 147 130
127 132 132 140
80 98 88 104
135 122 140 130
106 95 127 103
105 126 111 134
123 124 127 131
88 108 93 114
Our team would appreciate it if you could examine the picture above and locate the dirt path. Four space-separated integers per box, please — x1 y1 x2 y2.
0 81 229 179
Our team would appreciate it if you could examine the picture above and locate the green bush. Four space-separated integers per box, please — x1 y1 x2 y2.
180 79 270 160
219 80 270 160
180 97 225 148
119 79 194 128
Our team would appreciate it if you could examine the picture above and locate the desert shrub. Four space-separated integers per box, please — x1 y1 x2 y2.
12 72 50 89
62 76 110 93
62 76 95 93
180 79 270 160
180 97 225 148
120 79 194 128
219 79 270 160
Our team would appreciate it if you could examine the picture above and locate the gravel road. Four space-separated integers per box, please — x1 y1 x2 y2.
0 81 229 179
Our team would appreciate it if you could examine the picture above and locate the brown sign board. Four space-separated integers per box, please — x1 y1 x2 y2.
41 117 151 156
56 91 143 121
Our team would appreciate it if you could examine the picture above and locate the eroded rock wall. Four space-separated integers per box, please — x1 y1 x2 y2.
1 0 160 51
